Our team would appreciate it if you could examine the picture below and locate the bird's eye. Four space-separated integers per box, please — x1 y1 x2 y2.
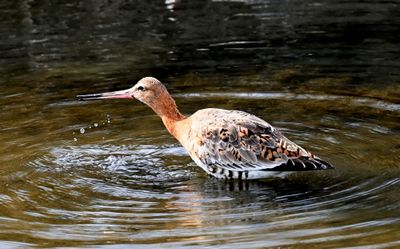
137 86 145 91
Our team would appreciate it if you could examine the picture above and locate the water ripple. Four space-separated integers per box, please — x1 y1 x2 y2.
2 89 399 248
37 144 190 177
175 92 400 112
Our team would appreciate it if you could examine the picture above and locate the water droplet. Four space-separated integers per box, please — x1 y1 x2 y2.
88 126 92 129
80 128 85 134
94 122 98 128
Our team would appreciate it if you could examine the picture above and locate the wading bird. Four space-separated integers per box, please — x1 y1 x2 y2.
77 77 333 179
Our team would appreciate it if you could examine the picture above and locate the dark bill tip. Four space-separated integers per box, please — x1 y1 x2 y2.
76 93 104 101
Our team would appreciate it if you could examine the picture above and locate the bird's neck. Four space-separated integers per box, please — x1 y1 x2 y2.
161 114 186 140
150 94 186 139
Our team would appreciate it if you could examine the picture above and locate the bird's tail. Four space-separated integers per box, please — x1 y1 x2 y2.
266 156 334 171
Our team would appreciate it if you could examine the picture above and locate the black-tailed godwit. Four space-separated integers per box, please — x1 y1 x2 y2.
77 77 334 179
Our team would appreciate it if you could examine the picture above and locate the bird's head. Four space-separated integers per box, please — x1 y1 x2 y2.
131 77 169 107
77 77 166 104
76 77 181 118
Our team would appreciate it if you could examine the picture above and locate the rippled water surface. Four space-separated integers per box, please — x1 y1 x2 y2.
1 0 400 248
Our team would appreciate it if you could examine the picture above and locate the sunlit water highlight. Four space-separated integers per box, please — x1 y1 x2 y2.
175 92 400 112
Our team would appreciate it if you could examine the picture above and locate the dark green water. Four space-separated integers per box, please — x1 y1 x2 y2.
0 0 399 248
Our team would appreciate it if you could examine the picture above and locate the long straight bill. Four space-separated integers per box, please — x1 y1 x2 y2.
76 89 133 101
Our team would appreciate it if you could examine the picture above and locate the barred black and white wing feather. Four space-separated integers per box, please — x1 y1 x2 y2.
185 108 333 179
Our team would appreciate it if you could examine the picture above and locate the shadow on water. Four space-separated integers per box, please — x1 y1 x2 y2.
0 0 399 248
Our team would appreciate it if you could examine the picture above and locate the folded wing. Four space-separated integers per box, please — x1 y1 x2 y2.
191 110 333 172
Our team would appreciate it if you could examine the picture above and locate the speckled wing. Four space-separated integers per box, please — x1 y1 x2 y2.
189 109 333 173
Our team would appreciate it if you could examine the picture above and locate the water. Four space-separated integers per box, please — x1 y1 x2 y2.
1 0 399 248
